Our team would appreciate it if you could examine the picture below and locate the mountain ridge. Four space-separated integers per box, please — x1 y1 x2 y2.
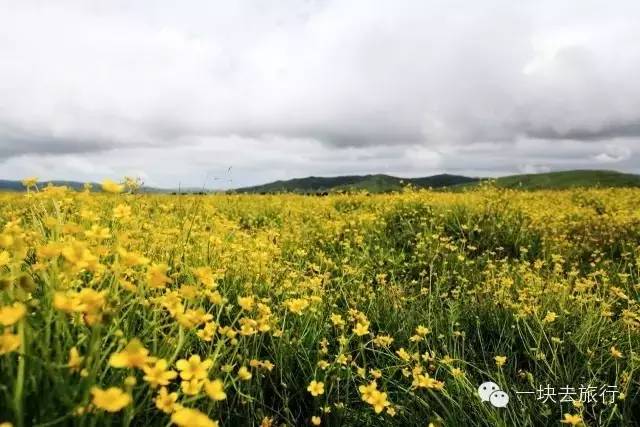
234 173 477 193
235 170 640 193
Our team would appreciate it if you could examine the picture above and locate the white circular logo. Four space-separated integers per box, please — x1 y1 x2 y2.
478 382 509 407
478 381 500 402
489 390 509 408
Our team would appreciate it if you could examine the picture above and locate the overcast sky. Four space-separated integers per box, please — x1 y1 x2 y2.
1 0 640 188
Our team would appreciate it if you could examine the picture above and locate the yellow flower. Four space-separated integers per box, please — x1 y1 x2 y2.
117 247 150 267
560 413 583 425
368 389 390 413
451 368 464 378
260 417 274 427
54 288 106 325
109 339 150 369
0 331 21 355
147 263 171 289
373 334 394 347
176 355 213 380
317 360 330 370
358 381 378 404
90 387 131 412
21 177 38 188
412 373 444 390
76 288 105 310
260 360 275 371
60 242 100 272
542 311 558 323
237 296 255 311
285 298 310 315
336 354 348 365
330 313 345 327
610 346 623 359
143 359 177 387
84 224 111 240
181 378 204 395
0 250 10 267
494 355 507 368
197 322 217 342
307 380 325 397
68 347 84 373
237 366 252 381
396 348 411 362
441 355 454 365
171 408 219 427
311 415 321 425
193 266 216 287
155 387 178 414
112 204 131 219
415 325 430 336
204 379 227 401
101 179 124 194
207 290 223 305
353 321 370 336
0 302 26 326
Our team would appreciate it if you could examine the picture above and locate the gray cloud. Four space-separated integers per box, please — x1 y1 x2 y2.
1 0 640 185
525 122 640 141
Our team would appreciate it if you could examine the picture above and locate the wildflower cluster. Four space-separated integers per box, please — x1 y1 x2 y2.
0 181 638 426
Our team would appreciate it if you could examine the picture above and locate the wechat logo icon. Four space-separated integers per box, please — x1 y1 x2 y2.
478 382 509 408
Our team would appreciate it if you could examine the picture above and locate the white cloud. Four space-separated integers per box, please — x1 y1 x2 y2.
1 0 640 186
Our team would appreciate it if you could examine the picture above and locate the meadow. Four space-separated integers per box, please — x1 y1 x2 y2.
0 181 639 426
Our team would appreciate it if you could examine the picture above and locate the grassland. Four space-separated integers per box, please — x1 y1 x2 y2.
1 182 639 426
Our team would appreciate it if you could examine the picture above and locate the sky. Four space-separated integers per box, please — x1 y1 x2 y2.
1 0 640 189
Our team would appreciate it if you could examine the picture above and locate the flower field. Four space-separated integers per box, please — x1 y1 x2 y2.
1 183 639 426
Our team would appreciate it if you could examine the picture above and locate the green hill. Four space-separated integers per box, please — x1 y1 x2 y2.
236 170 640 194
459 170 640 190
235 174 478 193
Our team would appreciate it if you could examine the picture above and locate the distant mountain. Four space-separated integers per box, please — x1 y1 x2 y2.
456 170 640 190
236 170 640 194
235 173 478 193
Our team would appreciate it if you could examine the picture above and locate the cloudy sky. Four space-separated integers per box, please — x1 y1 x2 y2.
1 0 640 188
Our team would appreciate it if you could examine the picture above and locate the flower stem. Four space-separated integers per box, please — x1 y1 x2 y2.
14 319 26 427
